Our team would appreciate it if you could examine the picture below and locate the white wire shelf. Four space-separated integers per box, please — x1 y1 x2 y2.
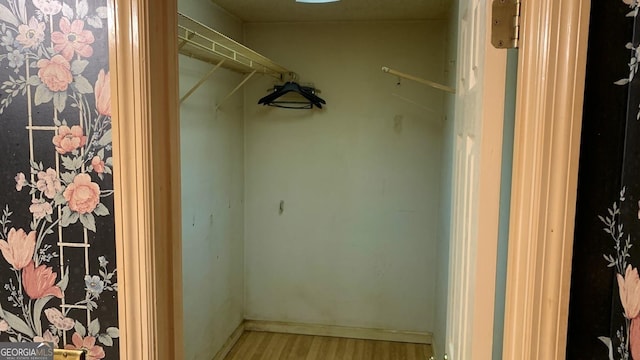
178 12 290 80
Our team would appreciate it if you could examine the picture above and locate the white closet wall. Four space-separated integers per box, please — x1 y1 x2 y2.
179 2 245 359
243 21 448 332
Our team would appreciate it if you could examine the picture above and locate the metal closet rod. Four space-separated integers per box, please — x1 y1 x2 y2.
382 66 456 94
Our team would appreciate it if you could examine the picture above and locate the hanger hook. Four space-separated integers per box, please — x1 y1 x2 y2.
285 72 298 82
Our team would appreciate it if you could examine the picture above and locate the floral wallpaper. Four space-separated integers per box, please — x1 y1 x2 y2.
594 0 640 359
0 0 118 359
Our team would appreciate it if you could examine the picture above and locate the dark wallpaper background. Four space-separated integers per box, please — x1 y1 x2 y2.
567 0 640 359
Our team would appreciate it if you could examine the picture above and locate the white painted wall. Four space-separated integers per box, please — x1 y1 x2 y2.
434 2 458 357
243 21 447 332
178 2 245 359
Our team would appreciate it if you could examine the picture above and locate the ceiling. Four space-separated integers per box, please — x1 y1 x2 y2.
210 0 452 23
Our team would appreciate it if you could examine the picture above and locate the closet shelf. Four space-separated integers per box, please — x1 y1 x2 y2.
178 12 290 80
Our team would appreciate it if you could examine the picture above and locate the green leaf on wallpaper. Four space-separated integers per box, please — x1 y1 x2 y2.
88 318 100 337
61 156 78 171
61 172 76 185
34 84 53 106
77 0 89 19
0 4 19 27
106 327 120 338
0 302 34 338
27 76 40 87
53 92 67 113
71 60 89 75
102 334 115 346
60 206 79 227
57 267 69 291
62 3 73 19
94 203 109 217
79 213 96 232
16 0 26 24
73 156 83 170
37 47 46 60
74 321 86 338
98 129 112 146
98 334 112 346
30 160 43 171
96 7 108 19
87 16 102 29
33 295 54 337
74 75 93 94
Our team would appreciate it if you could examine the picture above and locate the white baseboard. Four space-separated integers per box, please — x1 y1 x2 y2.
243 319 433 345
212 322 245 360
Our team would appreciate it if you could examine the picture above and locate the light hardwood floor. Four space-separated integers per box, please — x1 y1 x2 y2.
224 331 433 360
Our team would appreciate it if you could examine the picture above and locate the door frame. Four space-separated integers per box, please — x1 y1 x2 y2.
107 0 590 359
502 0 590 358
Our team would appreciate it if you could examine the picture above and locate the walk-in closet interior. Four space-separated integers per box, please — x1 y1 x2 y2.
179 0 457 358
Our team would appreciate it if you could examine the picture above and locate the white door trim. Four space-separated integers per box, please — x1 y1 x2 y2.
109 0 183 359
502 0 590 358
447 0 507 358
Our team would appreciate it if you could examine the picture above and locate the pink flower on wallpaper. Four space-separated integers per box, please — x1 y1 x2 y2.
17 17 45 49
37 55 72 92
65 333 105 360
52 125 86 154
0 228 36 270
32 0 62 16
14 172 27 191
44 307 74 331
94 69 111 116
632 318 640 360
0 320 9 332
91 156 105 174
63 173 100 214
52 18 94 61
617 265 640 319
29 199 53 220
34 330 59 348
36 168 62 199
22 261 63 300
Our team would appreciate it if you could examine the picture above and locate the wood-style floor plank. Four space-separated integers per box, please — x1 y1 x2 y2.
225 331 433 360
288 333 313 359
250 332 273 360
224 331 250 360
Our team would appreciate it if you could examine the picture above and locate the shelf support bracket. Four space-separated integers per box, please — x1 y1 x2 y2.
180 59 225 104
178 31 195 50
382 66 456 94
216 70 257 110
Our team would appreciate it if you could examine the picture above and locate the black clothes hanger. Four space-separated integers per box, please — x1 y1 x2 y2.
258 81 326 109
